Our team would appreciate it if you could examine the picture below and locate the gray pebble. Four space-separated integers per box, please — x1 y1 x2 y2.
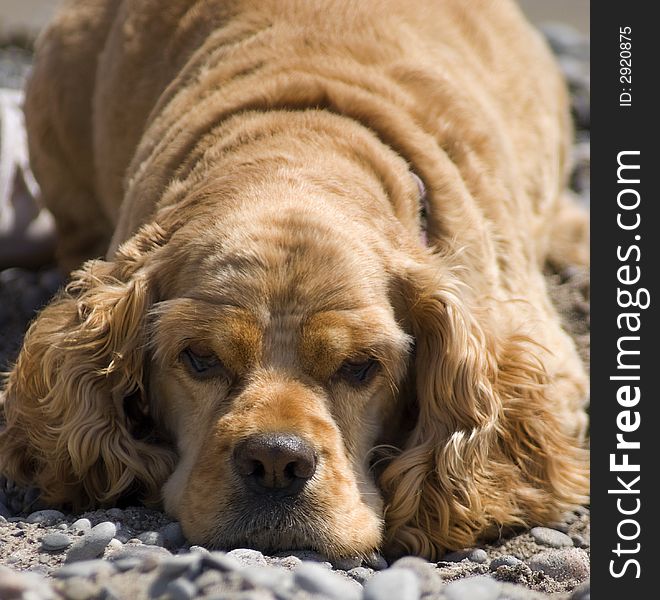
41 531 73 551
53 559 117 580
294 561 362 600
530 527 574 548
443 548 487 563
158 553 203 579
65 521 117 562
0 565 54 599
202 550 243 572
267 554 303 570
468 549 488 564
194 569 226 591
549 521 571 534
188 545 210 554
445 576 500 600
138 530 163 546
363 568 421 600
105 507 125 520
165 577 198 600
528 548 589 582
58 577 100 600
114 530 135 544
108 543 172 565
347 566 375 584
240 565 293 595
277 549 332 567
112 557 144 572
489 555 522 570
159 521 187 549
390 556 444 596
331 555 363 570
364 552 389 570
227 548 268 567
70 518 92 534
26 509 65 525
571 581 590 600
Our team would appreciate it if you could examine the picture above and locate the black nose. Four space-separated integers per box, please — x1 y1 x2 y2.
233 433 317 496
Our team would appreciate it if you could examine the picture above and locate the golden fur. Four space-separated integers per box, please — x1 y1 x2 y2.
0 0 589 559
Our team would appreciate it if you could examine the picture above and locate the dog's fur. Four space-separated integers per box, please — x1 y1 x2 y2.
0 0 589 559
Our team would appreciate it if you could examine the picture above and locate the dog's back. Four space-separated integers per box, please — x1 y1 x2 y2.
26 0 569 268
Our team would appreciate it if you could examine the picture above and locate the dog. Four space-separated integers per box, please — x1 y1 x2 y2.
0 0 589 560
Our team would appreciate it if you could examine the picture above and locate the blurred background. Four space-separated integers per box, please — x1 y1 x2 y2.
2 0 589 38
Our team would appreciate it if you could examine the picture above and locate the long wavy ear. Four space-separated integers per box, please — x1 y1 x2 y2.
380 257 589 559
0 223 176 508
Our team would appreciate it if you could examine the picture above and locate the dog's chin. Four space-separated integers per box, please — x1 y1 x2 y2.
189 495 380 559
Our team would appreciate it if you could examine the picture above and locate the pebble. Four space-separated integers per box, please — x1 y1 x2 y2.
138 530 163 546
294 561 362 600
53 559 117 580
112 557 144 572
70 518 92 534
347 566 375 584
363 568 421 600
364 552 389 570
240 565 294 595
571 581 590 600
530 527 574 548
444 576 501 600
107 544 172 567
489 555 522 570
41 531 73 551
105 507 125 520
107 538 123 551
228 548 268 567
26 509 65 525
390 556 444 597
548 521 571 534
268 554 303 570
159 521 187 549
468 549 488 564
158 553 203 579
165 577 198 600
194 569 226 591
58 577 101 600
527 548 590 582
201 551 243 572
0 565 55 600
331 555 363 570
277 549 332 567
65 521 117 562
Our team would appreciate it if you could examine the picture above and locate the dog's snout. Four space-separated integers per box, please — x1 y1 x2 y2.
233 433 317 496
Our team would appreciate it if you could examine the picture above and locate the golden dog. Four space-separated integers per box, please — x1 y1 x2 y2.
0 0 589 559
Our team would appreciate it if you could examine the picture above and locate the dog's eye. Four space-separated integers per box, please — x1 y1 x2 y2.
337 358 380 386
180 346 226 379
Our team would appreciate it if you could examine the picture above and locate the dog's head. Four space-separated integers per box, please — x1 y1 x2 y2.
0 170 587 560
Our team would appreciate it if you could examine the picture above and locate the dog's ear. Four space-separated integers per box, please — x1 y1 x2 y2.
0 223 176 508
380 256 589 559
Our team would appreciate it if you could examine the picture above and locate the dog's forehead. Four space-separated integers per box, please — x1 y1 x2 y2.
169 211 390 316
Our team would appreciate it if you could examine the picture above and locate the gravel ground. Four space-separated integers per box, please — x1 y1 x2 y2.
0 23 590 600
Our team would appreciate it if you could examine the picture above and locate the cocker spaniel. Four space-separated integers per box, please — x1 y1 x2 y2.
0 0 589 560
